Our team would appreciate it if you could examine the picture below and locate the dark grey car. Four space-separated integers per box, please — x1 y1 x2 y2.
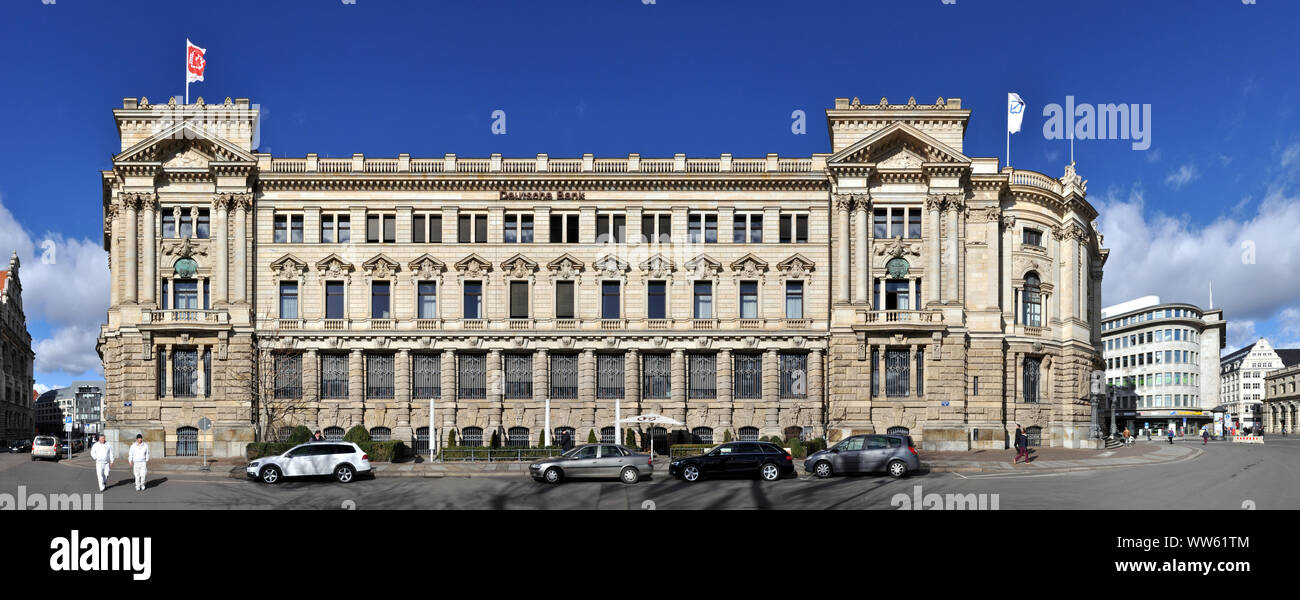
529 444 653 484
804 434 919 478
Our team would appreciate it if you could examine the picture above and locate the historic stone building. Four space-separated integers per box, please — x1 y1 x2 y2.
0 252 35 442
1264 360 1300 434
98 95 1107 457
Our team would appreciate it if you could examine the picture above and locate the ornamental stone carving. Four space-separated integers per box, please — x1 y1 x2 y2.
593 255 629 279
162 237 208 259
547 253 585 280
685 255 721 280
216 192 253 210
500 254 538 279
873 236 921 259
363 254 399 281
1001 215 1017 229
639 254 675 279
408 255 446 282
315 254 354 279
730 254 769 279
982 206 1001 222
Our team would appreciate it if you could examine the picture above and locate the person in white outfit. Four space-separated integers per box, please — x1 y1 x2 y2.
89 434 115 492
128 434 150 491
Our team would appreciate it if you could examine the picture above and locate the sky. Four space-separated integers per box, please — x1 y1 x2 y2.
1 0 1298 391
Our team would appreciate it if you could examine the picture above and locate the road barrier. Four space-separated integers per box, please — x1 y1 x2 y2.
1230 436 1264 444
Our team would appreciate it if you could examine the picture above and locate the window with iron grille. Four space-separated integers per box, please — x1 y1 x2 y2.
692 427 714 444
157 349 166 398
885 349 910 397
176 427 198 457
366 354 395 399
1023 357 1041 403
507 427 529 448
689 353 717 399
1026 426 1042 446
461 427 483 447
458 353 487 399
320 354 349 399
733 354 763 399
414 427 429 455
172 349 198 398
412 354 441 399
277 427 293 442
642 354 670 399
780 353 808 398
601 426 616 444
275 354 303 399
871 348 879 397
369 427 391 441
887 426 910 436
738 426 759 441
916 348 924 397
550 354 578 399
505 354 533 399
597 354 624 399
323 426 344 441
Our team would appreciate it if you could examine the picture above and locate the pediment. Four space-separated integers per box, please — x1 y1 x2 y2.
546 253 586 271
592 254 629 273
114 120 256 165
729 253 769 273
454 253 493 273
270 254 307 270
685 254 722 278
408 254 446 272
314 253 354 276
500 253 538 270
827 121 970 166
777 253 816 271
639 253 676 274
362 254 400 278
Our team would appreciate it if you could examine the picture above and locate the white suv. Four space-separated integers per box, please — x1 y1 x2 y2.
246 442 371 484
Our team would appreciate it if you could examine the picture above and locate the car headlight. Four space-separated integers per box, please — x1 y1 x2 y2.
249 461 259 468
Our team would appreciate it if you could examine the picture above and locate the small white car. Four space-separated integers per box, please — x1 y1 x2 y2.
246 442 371 484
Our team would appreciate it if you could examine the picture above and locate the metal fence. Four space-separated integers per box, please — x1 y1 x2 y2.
440 448 563 462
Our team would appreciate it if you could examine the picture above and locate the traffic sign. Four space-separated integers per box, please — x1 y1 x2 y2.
64 416 72 424
198 417 212 431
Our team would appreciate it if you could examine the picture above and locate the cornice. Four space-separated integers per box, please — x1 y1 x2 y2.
256 173 829 193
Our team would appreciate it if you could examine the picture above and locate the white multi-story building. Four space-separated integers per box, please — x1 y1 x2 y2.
1220 338 1300 432
1100 296 1225 434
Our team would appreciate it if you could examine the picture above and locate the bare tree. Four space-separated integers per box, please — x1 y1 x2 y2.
233 327 314 443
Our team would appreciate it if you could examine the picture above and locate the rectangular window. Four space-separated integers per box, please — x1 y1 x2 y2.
196 209 210 239
418 281 437 319
785 281 804 319
597 354 624 399
549 213 580 243
279 282 298 319
367 214 395 243
1023 228 1043 246
780 353 807 399
688 213 718 243
337 215 350 243
1023 357 1042 403
885 349 910 397
733 353 763 399
157 349 166 397
325 281 345 319
174 280 198 309
642 213 672 244
739 281 759 319
161 280 168 310
734 213 763 243
163 213 175 238
412 354 441 399
457 354 487 399
427 214 442 243
555 281 575 319
463 281 483 319
642 354 670 399
890 209 904 238
601 281 621 319
550 354 578 399
458 214 487 243
413 214 425 243
510 281 529 319
504 213 534 243
916 348 924 397
371 281 391 319
505 354 533 399
688 354 717 399
321 214 335 243
274 214 288 243
180 211 192 239
907 210 921 239
873 208 888 238
647 281 667 319
780 214 808 243
596 213 626 244
693 281 713 319
366 354 395 399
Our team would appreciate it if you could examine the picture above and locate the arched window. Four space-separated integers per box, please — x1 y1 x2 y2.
738 426 760 441
176 426 198 457
507 427 529 448
277 426 293 442
369 427 391 441
692 427 714 444
323 426 345 441
1023 272 1042 327
1026 426 1043 447
414 427 429 455
553 426 575 445
600 426 616 444
461 427 483 448
887 426 910 436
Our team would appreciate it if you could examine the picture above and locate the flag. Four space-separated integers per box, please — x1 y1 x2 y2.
1007 92 1025 134
186 39 207 83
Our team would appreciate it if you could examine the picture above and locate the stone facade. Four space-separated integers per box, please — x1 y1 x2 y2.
98 94 1107 457
1264 362 1300 434
0 253 35 441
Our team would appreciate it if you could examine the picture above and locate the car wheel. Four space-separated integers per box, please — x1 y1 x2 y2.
260 465 282 484
334 464 355 483
620 466 640 484
887 459 908 478
759 463 781 482
544 467 563 484
681 464 701 482
813 461 833 479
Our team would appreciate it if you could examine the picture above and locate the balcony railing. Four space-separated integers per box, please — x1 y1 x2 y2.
692 319 718 330
555 319 578 330
600 319 626 330
416 319 441 330
647 319 672 330
146 310 229 325
509 319 534 330
370 319 395 330
266 154 824 175
739 319 764 330
463 319 486 330
862 310 942 324
783 318 811 329
323 319 350 331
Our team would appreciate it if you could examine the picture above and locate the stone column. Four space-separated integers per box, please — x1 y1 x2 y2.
348 349 364 426
534 348 549 441
396 349 412 428
834 195 851 304
579 350 595 430
303 350 319 422
623 349 639 443
854 198 869 304
1061 225 1077 322
985 208 1000 310
926 195 942 306
440 352 457 440
671 349 686 423
163 344 173 399
124 196 139 304
141 197 157 305
945 199 960 304
717 349 733 432
488 349 503 433
213 196 229 305
763 349 780 429
1001 216 1015 323
908 345 918 398
196 344 206 399
809 349 824 432
232 197 249 303
108 203 120 307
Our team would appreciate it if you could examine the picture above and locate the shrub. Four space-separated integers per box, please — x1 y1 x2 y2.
723 430 733 443
343 425 370 444
490 430 501 448
245 442 296 460
447 429 457 447
287 426 312 445
358 440 405 463
538 431 546 447
625 429 637 447
587 429 598 444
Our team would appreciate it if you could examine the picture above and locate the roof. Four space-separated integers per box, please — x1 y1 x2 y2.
1277 349 1300 368
1220 342 1257 364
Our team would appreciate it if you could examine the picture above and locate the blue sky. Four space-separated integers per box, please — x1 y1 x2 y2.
1 0 1298 390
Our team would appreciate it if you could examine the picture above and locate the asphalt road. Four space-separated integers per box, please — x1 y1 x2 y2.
3 438 1298 509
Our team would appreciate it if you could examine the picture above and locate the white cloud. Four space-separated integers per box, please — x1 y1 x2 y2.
0 195 108 378
1146 148 1162 163
1164 164 1199 189
1282 143 1300 172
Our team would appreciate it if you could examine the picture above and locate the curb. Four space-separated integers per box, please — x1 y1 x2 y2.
919 445 1203 474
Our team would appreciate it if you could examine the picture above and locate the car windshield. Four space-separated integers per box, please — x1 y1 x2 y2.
560 446 583 458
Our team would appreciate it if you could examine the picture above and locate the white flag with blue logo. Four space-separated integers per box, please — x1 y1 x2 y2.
1007 92 1025 134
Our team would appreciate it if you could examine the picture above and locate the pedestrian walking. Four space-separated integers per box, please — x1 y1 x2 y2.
309 430 326 443
89 434 114 492
1202 426 1209 445
1013 425 1029 464
1122 427 1132 447
128 434 150 491
1167 426 1175 445
1145 428 1151 441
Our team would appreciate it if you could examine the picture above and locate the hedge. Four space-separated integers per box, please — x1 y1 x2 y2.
440 446 561 461
246 442 296 460
344 425 371 444
287 426 312 445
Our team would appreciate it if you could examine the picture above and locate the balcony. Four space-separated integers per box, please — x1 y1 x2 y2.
600 319 626 330
647 319 672 330
323 319 350 331
370 319 395 330
463 319 487 330
415 319 442 330
782 318 812 329
555 319 578 330
692 319 718 330
143 309 230 327
509 319 534 330
857 310 944 332
739 319 765 330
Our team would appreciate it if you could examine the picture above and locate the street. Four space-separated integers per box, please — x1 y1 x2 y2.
3 438 1298 510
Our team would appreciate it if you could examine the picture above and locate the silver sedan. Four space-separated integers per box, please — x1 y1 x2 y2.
530 444 653 484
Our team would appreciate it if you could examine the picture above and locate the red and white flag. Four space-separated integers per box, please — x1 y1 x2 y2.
186 39 207 83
